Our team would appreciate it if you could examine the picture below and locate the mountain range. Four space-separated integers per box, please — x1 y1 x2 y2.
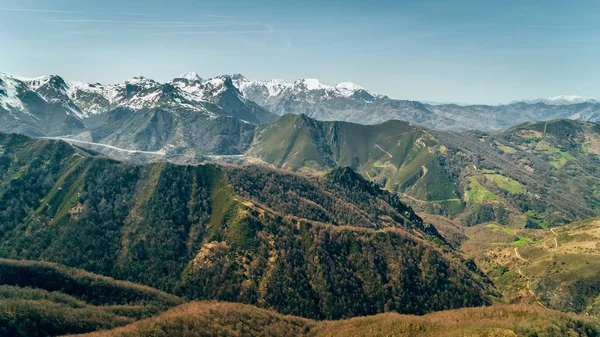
232 74 600 131
2 72 600 141
0 72 275 157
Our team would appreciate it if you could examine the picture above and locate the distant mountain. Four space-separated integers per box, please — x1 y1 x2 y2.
0 73 86 136
0 73 277 126
0 72 277 155
4 71 600 137
232 75 461 129
515 95 600 106
176 72 203 82
233 75 600 131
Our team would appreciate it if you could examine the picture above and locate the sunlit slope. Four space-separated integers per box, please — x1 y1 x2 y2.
252 116 600 226
435 119 600 227
463 217 600 315
251 114 460 203
70 302 600 337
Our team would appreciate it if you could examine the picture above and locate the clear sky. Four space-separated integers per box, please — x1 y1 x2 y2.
1 0 598 104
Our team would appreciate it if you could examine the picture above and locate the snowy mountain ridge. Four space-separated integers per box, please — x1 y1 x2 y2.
515 95 599 106
2 71 600 134
230 74 380 100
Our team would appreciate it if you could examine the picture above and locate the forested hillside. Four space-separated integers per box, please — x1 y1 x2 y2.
250 116 600 228
0 259 183 337
0 133 491 320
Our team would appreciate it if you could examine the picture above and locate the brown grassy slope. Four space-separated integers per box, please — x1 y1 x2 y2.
461 218 600 315
68 301 314 337
68 302 600 337
311 304 600 337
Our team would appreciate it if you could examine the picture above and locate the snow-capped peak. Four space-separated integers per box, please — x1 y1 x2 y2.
335 82 362 91
232 76 377 101
295 78 328 90
517 95 599 105
178 72 202 82
124 77 159 89
335 82 362 96
231 77 290 98
17 75 67 92
0 73 27 111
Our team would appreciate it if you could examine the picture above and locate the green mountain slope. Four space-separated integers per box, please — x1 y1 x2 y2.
0 133 491 319
250 114 460 204
251 116 600 227
437 119 600 227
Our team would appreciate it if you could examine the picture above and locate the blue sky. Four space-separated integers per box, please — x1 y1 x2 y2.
1 0 598 104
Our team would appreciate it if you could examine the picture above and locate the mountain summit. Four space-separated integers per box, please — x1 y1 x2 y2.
177 72 203 82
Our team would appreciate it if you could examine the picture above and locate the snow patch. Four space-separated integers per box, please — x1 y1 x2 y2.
335 82 362 97
178 72 202 82
124 77 159 89
297 78 328 90
0 73 26 112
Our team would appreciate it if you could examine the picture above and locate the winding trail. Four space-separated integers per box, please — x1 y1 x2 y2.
413 165 429 185
45 137 248 160
517 269 535 297
550 228 558 248
514 247 528 262
543 121 548 138
399 193 461 203
204 154 246 159
514 248 548 310
373 143 393 159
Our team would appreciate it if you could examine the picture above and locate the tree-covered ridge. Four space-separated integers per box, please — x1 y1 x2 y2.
0 133 491 319
0 259 183 308
0 259 184 337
